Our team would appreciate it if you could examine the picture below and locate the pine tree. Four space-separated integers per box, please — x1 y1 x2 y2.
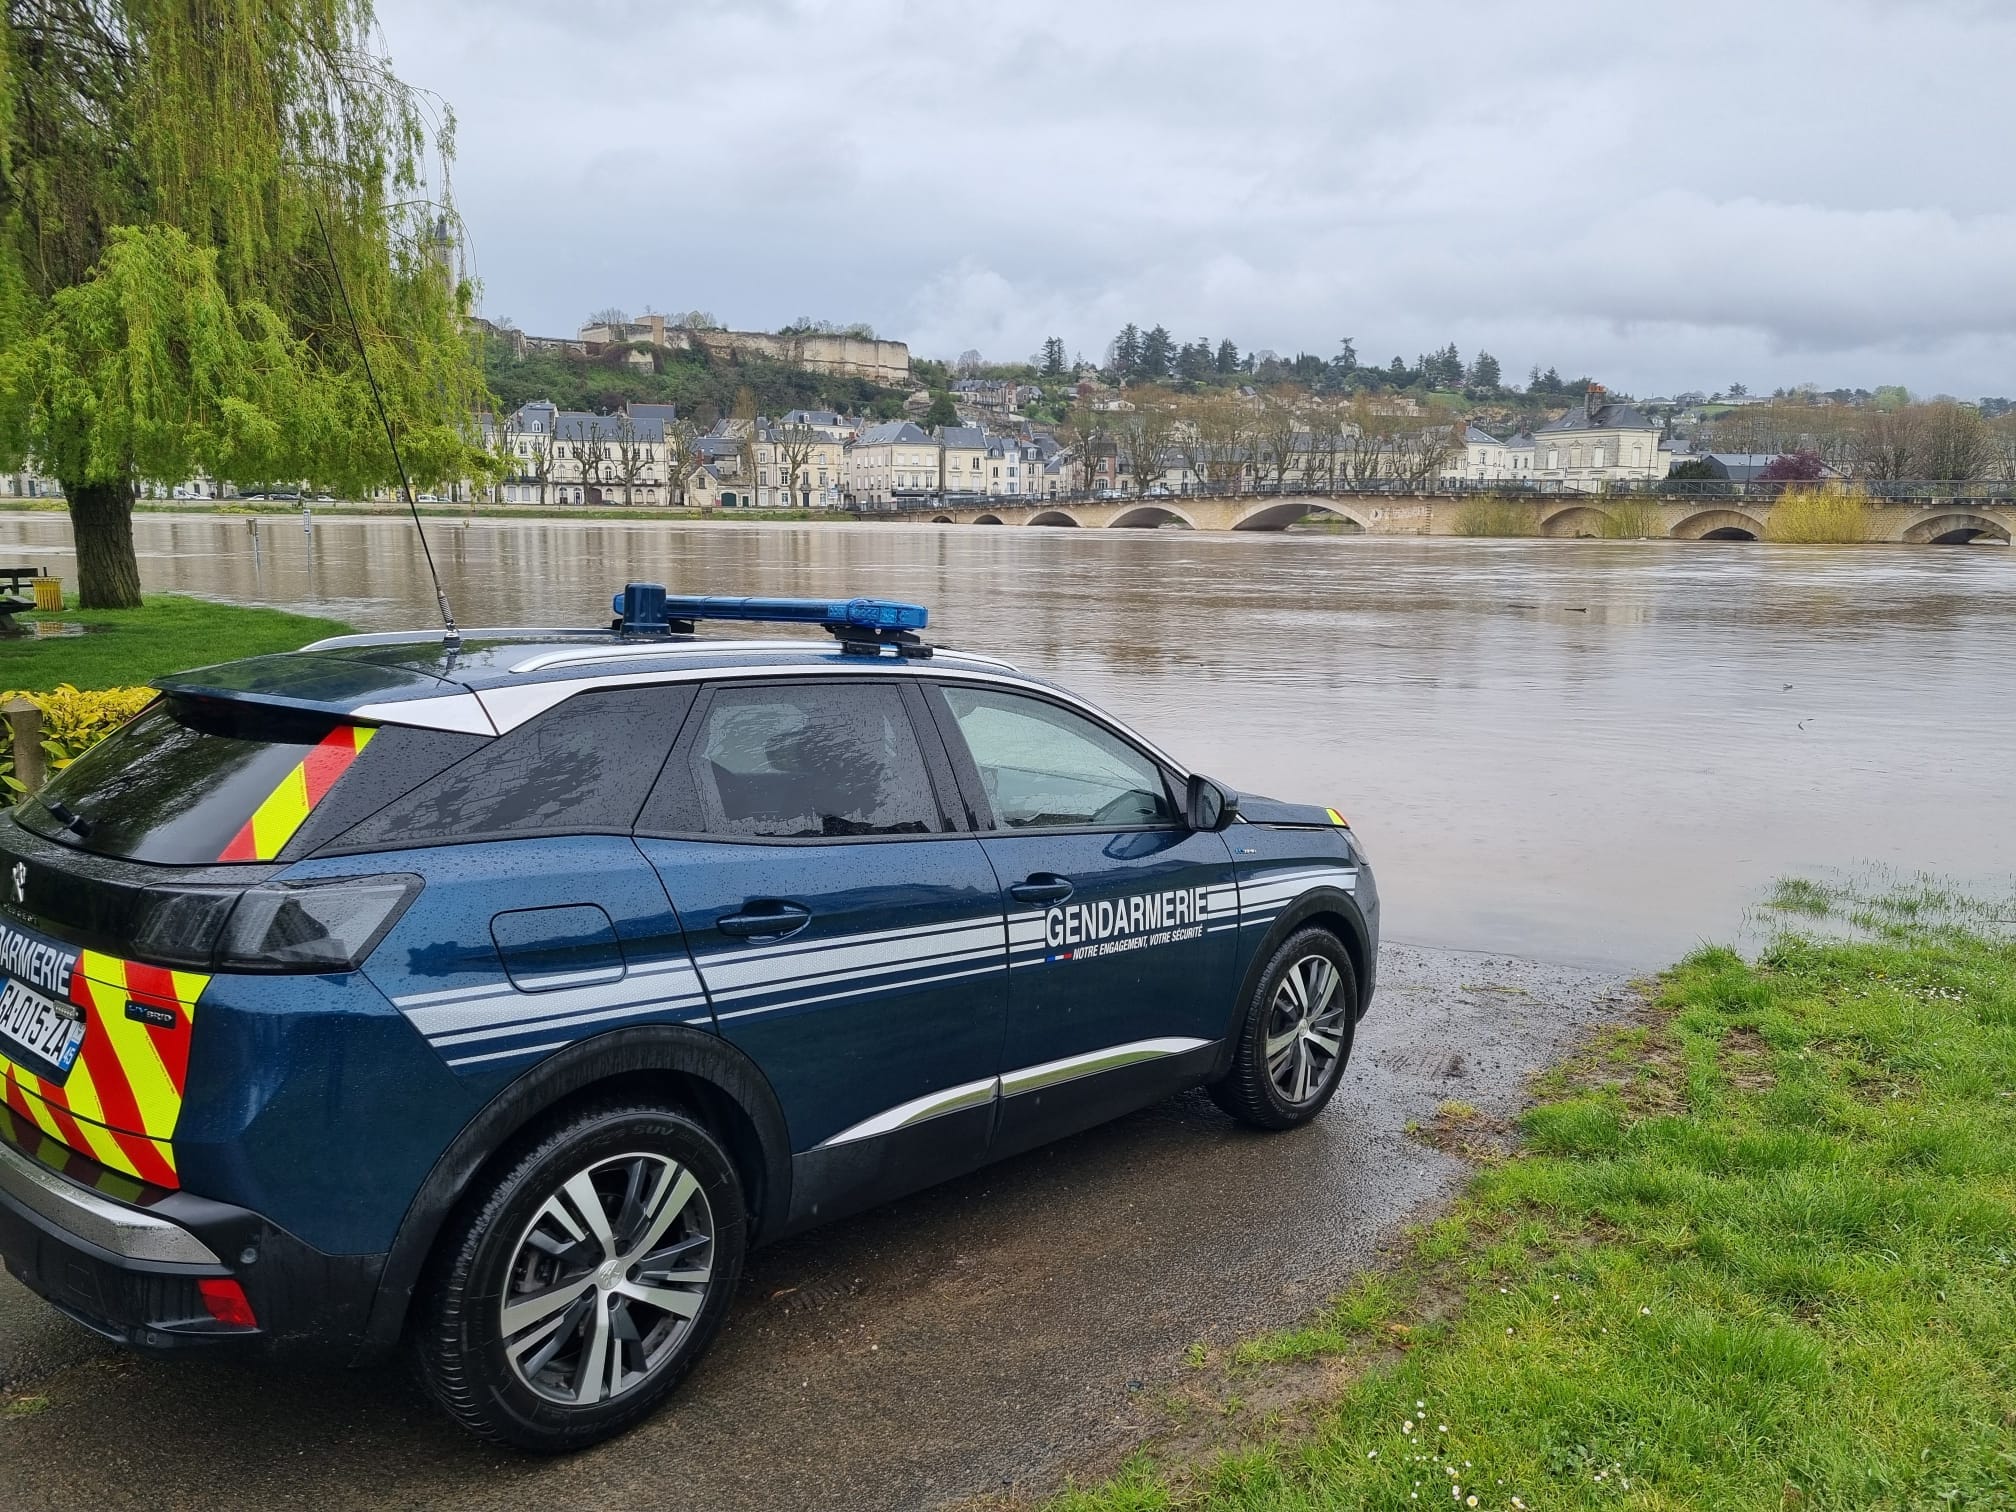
0 3 484 606
1470 351 1502 390
1138 325 1175 379
1215 338 1240 374
1040 336 1066 377
1110 324 1142 375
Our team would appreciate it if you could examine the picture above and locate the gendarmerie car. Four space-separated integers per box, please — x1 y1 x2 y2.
0 588 1377 1451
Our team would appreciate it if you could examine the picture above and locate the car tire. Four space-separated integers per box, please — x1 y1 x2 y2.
1209 927 1358 1131
412 1100 746 1453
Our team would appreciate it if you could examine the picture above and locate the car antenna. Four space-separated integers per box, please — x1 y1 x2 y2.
311 201 460 651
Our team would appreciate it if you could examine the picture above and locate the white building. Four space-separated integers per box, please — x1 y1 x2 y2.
846 421 939 504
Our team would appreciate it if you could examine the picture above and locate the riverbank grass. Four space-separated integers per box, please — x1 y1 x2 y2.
1 595 349 691
1055 879 2016 1511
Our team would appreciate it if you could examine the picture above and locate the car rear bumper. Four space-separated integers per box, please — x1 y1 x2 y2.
0 1134 384 1361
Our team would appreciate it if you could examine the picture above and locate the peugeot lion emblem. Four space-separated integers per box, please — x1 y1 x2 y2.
10 861 24 905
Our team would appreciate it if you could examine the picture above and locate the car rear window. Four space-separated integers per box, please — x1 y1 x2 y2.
18 697 386 865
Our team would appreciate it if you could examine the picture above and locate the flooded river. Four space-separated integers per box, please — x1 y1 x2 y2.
2 511 2010 967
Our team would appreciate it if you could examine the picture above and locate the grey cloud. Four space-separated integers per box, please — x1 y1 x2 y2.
383 0 2016 394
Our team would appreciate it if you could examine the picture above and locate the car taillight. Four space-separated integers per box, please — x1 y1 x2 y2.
216 875 422 973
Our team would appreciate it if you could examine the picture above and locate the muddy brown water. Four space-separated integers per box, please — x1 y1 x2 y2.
3 510 2008 966
0 512 2009 1509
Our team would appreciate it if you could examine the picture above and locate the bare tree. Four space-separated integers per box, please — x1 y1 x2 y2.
1299 395 1342 493
665 416 704 506
1063 399 1109 495
1116 404 1175 495
609 413 651 506
1917 400 1990 482
1987 412 2016 484
1189 394 1255 491
521 425 556 507
1338 394 1393 488
587 306 631 330
565 418 610 504
1853 406 1921 482
772 421 819 510
1390 419 1459 489
1254 390 1301 492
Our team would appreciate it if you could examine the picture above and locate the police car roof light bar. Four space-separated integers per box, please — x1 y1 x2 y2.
611 586 933 658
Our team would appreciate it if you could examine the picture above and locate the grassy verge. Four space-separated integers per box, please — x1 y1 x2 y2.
1 595 349 691
1055 880 2016 1511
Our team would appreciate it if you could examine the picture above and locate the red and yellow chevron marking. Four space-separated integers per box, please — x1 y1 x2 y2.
1325 807 1351 828
0 953 208 1189
218 723 376 862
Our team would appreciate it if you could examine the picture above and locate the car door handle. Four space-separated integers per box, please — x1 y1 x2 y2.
1008 875 1074 905
717 902 813 940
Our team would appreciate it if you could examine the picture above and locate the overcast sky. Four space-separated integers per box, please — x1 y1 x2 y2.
378 0 2015 398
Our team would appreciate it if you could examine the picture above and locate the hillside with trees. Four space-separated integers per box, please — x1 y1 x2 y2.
480 334 912 426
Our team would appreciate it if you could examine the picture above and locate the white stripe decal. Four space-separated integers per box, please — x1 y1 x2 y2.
395 956 693 1010
406 975 705 1037
714 962 1003 1022
703 913 1003 969
698 928 1002 996
430 999 711 1048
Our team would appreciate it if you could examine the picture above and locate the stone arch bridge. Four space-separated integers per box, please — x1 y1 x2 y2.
913 493 2015 545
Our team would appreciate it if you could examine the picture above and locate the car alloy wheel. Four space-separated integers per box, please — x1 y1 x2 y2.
1264 953 1349 1105
500 1151 715 1406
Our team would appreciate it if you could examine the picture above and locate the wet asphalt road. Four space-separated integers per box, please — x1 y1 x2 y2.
0 944 1628 1511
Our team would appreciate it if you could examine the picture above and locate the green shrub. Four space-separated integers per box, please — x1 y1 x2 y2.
1597 497 1662 538
1764 487 1871 544
1453 496 1538 536
1 683 154 792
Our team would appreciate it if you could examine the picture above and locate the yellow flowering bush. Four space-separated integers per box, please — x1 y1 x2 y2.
1 684 155 792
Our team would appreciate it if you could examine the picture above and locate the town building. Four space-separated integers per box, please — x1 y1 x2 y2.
846 421 940 505
1529 387 1670 488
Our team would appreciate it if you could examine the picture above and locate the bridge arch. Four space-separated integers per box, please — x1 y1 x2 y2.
1671 508 1765 541
1901 512 2011 545
1026 509 1080 527
1541 505 1616 538
972 513 1004 525
1106 504 1198 530
1229 499 1371 533
930 514 954 525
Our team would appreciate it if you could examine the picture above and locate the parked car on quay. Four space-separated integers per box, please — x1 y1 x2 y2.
0 587 1378 1451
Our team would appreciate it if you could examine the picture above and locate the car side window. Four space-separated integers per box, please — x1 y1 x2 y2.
939 686 1175 830
684 684 943 840
333 685 694 851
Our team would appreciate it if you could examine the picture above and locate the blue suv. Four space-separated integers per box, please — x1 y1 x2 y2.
0 589 1378 1451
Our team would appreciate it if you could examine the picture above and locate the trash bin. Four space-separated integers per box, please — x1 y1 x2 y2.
31 577 61 611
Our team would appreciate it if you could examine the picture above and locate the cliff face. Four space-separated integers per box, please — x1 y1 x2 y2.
682 329 911 386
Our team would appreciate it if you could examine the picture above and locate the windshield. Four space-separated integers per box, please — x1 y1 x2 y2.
18 697 366 865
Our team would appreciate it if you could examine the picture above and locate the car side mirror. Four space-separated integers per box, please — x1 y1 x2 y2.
1185 773 1240 832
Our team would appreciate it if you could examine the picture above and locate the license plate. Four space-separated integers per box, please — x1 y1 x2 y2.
0 977 84 1083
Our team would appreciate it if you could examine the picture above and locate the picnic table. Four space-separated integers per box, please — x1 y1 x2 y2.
0 566 40 635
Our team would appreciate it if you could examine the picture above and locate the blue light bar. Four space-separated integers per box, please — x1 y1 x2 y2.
612 586 928 633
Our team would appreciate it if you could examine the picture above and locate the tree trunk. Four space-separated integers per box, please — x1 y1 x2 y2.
65 479 143 608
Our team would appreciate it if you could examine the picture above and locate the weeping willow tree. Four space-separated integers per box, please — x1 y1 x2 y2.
0 2 488 606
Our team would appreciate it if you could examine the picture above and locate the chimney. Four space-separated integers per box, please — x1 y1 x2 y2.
1585 382 1605 417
